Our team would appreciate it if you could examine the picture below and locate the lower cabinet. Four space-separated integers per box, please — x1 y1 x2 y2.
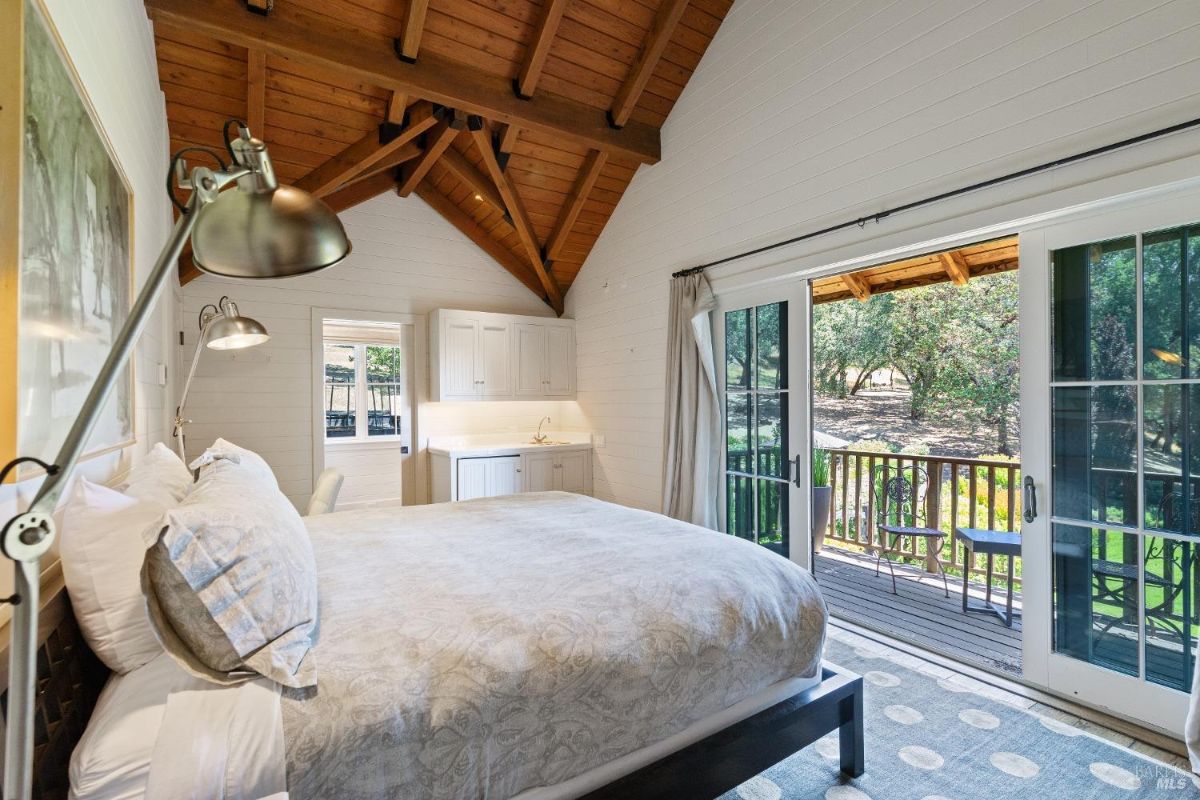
456 456 522 501
431 449 592 502
521 450 589 493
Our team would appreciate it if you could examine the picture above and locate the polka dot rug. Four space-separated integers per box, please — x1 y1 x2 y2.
718 628 1197 800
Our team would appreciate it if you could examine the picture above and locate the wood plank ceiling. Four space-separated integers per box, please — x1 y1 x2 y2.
810 236 1020 305
147 0 733 314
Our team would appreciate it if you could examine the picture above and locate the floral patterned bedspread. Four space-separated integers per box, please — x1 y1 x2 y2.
282 492 827 800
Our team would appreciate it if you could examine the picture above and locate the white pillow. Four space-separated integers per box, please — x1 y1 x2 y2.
70 653 188 800
60 479 165 673
119 442 193 507
189 437 277 488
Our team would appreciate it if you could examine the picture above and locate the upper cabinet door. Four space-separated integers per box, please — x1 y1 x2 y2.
514 323 547 396
478 321 512 397
545 325 575 396
443 319 480 398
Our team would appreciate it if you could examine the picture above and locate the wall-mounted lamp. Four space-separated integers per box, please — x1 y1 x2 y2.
173 296 270 460
0 121 351 800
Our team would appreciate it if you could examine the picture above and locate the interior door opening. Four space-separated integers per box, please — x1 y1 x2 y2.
808 237 1025 678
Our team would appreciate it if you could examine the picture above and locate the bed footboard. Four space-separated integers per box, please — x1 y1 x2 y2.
580 662 864 799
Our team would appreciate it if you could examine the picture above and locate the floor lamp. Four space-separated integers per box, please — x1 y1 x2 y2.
0 122 351 800
173 296 270 461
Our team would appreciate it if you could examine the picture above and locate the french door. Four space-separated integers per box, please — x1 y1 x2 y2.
715 284 810 568
1022 192 1200 732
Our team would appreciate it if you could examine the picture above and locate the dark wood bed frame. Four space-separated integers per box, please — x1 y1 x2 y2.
3 578 863 799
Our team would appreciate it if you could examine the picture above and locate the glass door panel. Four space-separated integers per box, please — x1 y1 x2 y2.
1048 220 1200 702
724 301 790 556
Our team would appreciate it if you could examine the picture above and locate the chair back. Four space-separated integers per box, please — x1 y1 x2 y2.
306 467 344 516
874 465 928 528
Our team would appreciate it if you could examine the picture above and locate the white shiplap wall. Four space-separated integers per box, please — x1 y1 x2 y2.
565 0 1200 513
0 0 175 599
180 192 571 509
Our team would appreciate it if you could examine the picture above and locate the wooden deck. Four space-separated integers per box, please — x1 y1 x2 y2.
814 547 1023 676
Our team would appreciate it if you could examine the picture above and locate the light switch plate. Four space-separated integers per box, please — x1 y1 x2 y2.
157 363 169 386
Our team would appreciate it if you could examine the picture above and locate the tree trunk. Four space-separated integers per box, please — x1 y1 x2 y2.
996 414 1010 455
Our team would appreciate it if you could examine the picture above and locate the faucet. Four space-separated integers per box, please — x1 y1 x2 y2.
533 416 552 443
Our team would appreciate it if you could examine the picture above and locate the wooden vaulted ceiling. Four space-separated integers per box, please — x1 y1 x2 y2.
146 0 733 313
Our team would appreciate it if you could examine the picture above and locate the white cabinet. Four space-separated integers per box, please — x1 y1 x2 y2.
431 446 592 502
520 450 590 493
515 322 575 397
456 456 522 500
431 310 574 401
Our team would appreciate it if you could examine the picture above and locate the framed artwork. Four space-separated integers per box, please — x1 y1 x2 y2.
1 0 135 478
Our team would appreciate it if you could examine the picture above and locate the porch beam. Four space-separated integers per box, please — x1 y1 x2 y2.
842 272 872 302
938 250 971 286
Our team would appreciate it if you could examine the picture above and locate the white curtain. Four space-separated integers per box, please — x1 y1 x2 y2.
1188 654 1200 772
661 273 720 528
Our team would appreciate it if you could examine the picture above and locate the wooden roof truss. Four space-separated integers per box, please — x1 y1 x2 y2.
148 0 732 313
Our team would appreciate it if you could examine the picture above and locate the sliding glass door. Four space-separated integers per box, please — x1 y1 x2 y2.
1021 197 1200 732
716 284 809 567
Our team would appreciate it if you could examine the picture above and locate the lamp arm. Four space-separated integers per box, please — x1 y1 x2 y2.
0 162 247 800
173 315 216 462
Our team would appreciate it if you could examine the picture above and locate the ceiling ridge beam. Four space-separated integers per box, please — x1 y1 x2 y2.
145 0 661 164
608 0 689 129
545 149 607 264
440 144 506 213
468 116 563 314
397 108 466 196
414 182 548 304
294 101 438 197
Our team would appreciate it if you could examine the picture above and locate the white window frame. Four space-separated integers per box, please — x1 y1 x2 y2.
322 340 404 443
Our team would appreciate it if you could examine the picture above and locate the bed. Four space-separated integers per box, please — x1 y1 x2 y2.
11 490 863 799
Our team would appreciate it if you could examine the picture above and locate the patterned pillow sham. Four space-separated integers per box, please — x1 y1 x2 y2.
141 457 318 688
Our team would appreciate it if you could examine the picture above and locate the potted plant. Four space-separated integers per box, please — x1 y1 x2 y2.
811 448 832 554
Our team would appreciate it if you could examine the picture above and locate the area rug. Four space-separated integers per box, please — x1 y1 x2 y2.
719 628 1197 799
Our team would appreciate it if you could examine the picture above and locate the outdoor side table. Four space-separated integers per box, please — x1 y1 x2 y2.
956 527 1021 628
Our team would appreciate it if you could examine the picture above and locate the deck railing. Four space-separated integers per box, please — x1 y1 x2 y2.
825 449 1021 586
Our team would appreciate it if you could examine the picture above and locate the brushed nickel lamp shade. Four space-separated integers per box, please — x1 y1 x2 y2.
0 121 351 800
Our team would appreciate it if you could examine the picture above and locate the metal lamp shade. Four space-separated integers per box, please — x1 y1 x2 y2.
191 185 351 279
206 314 270 350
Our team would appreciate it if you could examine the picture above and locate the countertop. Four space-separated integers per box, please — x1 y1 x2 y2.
427 432 592 458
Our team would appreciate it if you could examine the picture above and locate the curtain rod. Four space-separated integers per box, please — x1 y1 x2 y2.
672 114 1200 279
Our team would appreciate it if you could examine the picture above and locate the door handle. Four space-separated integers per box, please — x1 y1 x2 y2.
791 454 803 488
1023 476 1038 523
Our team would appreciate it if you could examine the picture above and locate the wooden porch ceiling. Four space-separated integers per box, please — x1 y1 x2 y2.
811 236 1020 305
146 0 733 313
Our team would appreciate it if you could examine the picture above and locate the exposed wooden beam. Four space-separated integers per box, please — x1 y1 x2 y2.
245 0 271 14
384 91 407 125
841 272 872 302
498 124 520 156
441 145 505 212
415 183 548 303
397 109 465 197
246 49 266 134
608 0 689 129
324 170 400 214
938 250 971 286
294 101 437 197
395 0 429 62
545 149 607 263
145 0 661 164
468 117 563 314
346 141 421 185
515 0 569 99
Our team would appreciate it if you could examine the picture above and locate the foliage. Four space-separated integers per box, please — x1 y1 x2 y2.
852 439 897 454
812 272 1020 454
811 448 830 486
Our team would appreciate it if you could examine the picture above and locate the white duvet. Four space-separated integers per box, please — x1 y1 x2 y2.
140 492 826 799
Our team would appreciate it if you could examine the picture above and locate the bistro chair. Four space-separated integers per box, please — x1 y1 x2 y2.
873 466 950 597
